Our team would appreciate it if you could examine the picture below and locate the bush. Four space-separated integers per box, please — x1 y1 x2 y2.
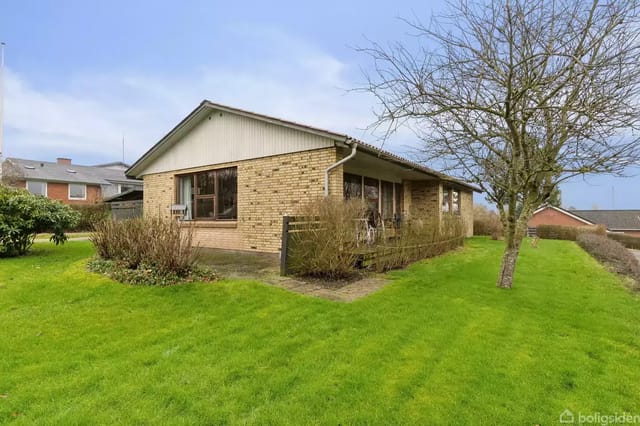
70 203 110 231
372 214 465 272
287 197 466 278
536 224 606 241
576 233 640 285
89 217 215 285
287 198 367 280
607 232 640 250
473 205 502 239
0 185 80 257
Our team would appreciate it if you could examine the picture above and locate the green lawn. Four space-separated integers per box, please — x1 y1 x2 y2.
1 238 639 424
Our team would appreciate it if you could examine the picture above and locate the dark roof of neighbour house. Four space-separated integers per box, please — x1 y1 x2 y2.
103 189 144 203
127 100 481 192
93 161 130 169
570 209 640 231
2 158 143 186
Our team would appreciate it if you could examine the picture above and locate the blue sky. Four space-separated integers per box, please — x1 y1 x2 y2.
1 0 638 209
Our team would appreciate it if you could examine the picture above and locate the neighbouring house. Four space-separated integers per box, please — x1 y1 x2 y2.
0 157 143 205
126 100 480 253
528 205 640 237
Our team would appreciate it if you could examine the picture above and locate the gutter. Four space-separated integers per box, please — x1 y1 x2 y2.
324 140 358 197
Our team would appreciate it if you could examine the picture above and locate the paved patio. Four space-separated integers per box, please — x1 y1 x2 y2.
196 247 391 302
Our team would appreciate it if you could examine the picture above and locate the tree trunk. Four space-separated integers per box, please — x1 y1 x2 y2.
497 244 520 288
496 204 533 289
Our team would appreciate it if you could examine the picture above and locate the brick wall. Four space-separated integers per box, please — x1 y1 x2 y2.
460 190 474 236
528 207 589 227
409 180 441 220
12 180 101 204
408 181 473 236
143 147 341 253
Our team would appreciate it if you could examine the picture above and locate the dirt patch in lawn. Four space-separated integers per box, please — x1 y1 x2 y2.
197 248 391 302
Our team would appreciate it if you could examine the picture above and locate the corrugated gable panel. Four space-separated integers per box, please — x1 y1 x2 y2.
139 110 334 175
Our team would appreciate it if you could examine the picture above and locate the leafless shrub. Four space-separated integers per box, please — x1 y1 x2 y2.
287 198 367 280
288 198 466 278
537 224 606 241
373 214 465 272
91 217 198 276
607 233 640 250
576 233 640 287
473 205 502 239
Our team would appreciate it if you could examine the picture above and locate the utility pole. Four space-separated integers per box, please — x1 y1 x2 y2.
0 42 5 161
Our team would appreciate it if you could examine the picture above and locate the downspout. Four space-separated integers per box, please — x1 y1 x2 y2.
324 141 358 196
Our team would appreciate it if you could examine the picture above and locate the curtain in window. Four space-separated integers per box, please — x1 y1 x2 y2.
179 176 193 220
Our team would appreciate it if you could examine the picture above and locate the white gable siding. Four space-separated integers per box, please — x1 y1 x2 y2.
139 111 335 176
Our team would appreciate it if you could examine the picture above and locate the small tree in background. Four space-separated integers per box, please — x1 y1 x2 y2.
0 185 80 257
359 0 640 288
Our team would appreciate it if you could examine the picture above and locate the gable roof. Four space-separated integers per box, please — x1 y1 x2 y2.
2 157 142 186
569 209 640 231
532 205 595 225
126 100 481 192
532 204 640 230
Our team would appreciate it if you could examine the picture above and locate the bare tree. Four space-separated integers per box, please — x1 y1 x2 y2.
359 0 640 288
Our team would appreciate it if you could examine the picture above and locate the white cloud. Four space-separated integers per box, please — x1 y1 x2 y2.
2 29 416 166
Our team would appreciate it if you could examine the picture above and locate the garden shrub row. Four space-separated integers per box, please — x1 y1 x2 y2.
536 224 606 241
89 217 216 285
473 205 502 239
607 232 640 250
287 198 466 279
576 233 640 286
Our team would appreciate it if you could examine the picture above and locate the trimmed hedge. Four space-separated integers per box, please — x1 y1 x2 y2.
608 232 640 250
576 233 640 286
70 203 110 231
536 224 606 241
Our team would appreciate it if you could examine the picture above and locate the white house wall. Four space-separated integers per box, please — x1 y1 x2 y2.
139 110 335 176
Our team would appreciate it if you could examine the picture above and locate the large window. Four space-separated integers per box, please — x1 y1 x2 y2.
442 187 461 215
343 173 403 218
177 167 237 220
26 181 47 196
68 184 87 200
343 173 362 199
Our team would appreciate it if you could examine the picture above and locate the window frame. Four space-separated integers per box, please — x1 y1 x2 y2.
68 183 87 200
26 180 47 197
176 167 238 221
442 186 461 215
342 172 403 217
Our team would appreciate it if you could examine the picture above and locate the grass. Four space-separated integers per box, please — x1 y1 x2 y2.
1 238 639 424
34 232 92 240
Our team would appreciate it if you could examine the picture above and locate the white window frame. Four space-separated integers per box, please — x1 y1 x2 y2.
26 180 47 197
68 183 87 200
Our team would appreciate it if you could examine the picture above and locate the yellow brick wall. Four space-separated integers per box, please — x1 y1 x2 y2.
142 172 175 220
460 190 474 237
142 147 341 253
409 180 441 221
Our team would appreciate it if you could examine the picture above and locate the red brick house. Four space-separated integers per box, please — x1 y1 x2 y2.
0 157 142 205
529 205 640 237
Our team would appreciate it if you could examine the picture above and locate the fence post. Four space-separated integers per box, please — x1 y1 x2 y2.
280 215 291 276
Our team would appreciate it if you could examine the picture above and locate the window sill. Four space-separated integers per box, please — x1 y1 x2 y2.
179 220 238 229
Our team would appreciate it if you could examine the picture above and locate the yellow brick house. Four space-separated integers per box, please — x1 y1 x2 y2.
127 100 478 253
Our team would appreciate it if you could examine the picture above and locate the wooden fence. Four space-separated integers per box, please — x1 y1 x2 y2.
280 215 324 275
280 215 465 275
109 200 143 221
